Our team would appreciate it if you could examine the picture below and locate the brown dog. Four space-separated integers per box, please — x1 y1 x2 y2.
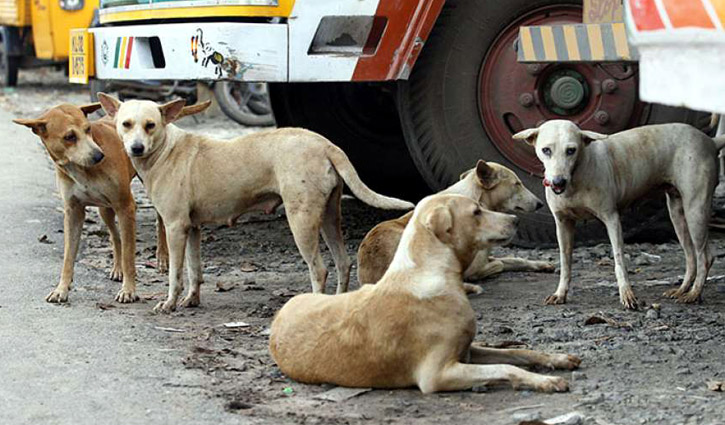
15 104 143 303
97 94 414 313
357 160 553 291
270 194 580 393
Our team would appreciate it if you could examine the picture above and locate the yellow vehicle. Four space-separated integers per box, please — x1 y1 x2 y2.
0 0 97 86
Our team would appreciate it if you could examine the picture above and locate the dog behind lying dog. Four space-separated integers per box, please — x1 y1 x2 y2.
270 194 580 393
357 160 553 288
514 120 725 308
97 93 414 313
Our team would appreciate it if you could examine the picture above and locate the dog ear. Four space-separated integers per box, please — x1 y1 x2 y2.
475 160 500 189
424 205 454 243
512 128 539 146
580 130 608 145
13 118 48 136
177 100 212 120
79 103 102 116
97 93 122 118
159 98 187 123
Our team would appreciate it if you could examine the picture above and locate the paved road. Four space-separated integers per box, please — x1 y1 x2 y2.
0 108 242 425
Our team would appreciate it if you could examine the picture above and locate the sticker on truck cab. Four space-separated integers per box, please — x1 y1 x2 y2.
69 29 94 84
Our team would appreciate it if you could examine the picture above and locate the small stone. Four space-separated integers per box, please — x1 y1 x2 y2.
512 411 541 422
646 309 659 320
571 371 588 382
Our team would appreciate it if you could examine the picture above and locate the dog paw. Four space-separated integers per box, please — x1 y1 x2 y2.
676 292 702 304
115 289 139 303
463 283 484 296
153 300 176 314
549 354 581 370
619 288 639 310
663 288 686 299
108 266 123 282
179 293 200 308
535 376 570 393
538 262 556 273
544 294 566 305
46 288 69 303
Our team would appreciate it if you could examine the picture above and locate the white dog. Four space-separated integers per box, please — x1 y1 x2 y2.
514 120 725 309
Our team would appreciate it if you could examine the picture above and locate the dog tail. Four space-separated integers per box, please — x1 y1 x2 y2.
714 136 725 151
325 145 415 210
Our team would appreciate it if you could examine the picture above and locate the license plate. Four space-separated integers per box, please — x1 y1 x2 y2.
69 29 94 84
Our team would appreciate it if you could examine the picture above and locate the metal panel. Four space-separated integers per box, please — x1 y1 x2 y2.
90 22 287 81
517 23 637 63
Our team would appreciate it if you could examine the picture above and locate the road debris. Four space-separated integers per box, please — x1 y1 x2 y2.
154 326 186 333
215 281 238 292
313 387 371 402
38 234 53 244
707 380 724 392
223 321 250 328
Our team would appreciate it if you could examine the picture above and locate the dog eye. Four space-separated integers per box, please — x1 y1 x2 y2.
64 133 77 142
541 147 552 156
145 122 156 131
566 147 576 156
122 121 132 129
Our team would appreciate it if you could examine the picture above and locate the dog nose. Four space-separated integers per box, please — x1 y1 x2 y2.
535 201 544 210
92 150 105 164
552 176 567 187
131 144 145 156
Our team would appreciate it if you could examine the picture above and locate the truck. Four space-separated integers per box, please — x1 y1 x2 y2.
70 0 705 245
0 0 97 86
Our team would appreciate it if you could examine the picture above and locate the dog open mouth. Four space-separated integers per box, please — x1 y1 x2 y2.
551 185 566 195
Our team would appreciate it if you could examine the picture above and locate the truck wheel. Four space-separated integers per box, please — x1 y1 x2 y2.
0 27 19 87
269 82 428 199
398 0 703 246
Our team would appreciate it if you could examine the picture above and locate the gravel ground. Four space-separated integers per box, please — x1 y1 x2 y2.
5 69 725 425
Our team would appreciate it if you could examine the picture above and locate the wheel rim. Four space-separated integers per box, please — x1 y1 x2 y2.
478 4 646 177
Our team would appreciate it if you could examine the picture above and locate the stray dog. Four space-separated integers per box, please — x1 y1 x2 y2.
97 94 414 313
357 160 553 290
270 194 580 393
514 120 725 309
14 103 141 303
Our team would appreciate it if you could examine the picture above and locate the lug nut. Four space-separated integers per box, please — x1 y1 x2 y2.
594 110 610 125
519 93 534 107
602 79 617 94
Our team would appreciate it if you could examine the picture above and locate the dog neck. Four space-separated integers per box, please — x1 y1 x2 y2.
129 125 181 182
381 220 468 299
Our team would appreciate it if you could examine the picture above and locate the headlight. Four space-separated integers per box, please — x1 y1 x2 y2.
60 0 84 11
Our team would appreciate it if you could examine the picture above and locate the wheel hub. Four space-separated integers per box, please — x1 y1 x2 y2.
544 71 588 114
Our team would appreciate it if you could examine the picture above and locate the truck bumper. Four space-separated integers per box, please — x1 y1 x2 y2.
89 22 288 82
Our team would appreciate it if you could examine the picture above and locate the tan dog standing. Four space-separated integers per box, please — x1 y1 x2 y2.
270 194 580 393
15 104 141 303
357 160 553 289
97 94 414 313
514 120 725 309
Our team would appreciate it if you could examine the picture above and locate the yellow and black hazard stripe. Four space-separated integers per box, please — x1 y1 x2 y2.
517 23 636 63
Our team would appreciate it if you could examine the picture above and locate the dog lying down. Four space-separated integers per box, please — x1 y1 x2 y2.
514 120 725 309
97 94 414 313
270 194 580 393
357 160 554 292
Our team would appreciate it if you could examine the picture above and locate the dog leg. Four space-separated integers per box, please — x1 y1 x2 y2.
464 251 504 281
678 191 714 303
320 183 351 294
498 257 555 273
601 213 639 309
99 207 123 281
468 344 580 370
546 216 574 305
664 192 696 298
180 226 203 308
154 222 188 313
286 205 328 293
155 212 169 274
419 362 569 394
47 202 85 303
115 203 138 303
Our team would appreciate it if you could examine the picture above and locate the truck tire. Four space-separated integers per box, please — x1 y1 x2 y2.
269 82 429 199
397 0 705 247
0 27 19 87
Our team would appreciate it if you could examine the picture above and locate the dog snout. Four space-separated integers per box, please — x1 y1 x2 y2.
130 142 145 156
551 176 567 194
92 149 105 164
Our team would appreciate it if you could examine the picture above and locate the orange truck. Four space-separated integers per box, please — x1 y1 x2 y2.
70 0 705 245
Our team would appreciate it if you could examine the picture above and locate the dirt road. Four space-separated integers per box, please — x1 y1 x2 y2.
2 70 724 425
